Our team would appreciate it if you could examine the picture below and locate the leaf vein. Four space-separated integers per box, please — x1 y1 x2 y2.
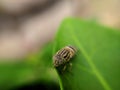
69 27 112 90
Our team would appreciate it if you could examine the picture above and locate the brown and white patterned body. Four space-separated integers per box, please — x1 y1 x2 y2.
53 46 76 67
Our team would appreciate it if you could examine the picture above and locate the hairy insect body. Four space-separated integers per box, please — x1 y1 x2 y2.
53 46 76 67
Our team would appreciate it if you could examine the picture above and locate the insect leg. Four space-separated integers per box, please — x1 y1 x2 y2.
62 65 67 71
68 62 72 72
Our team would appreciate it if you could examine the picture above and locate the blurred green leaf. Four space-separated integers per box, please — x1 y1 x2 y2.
0 42 58 90
53 18 120 90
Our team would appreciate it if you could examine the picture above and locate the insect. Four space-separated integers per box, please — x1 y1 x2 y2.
53 45 77 71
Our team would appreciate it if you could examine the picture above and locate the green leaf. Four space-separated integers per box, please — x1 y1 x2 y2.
53 18 120 90
0 42 58 90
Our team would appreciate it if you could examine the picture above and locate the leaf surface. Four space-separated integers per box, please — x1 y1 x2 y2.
53 18 120 90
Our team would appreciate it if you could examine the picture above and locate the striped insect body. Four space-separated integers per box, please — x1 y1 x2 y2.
53 46 76 67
